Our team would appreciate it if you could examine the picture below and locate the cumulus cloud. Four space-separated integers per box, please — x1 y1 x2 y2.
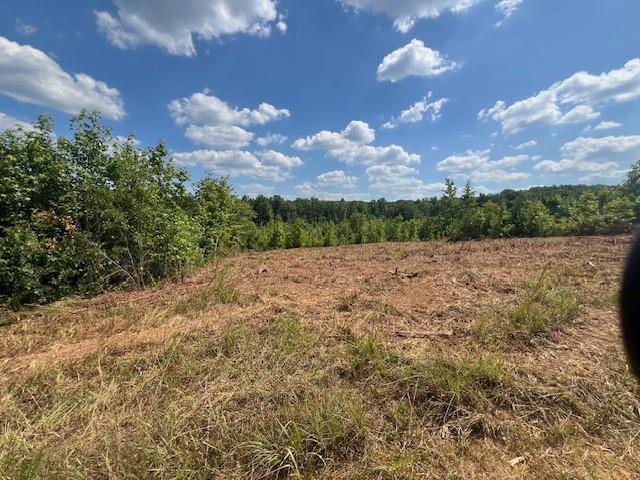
382 92 448 129
479 58 640 134
0 112 33 132
170 91 289 149
366 164 444 199
256 150 303 168
377 39 458 82
292 170 361 200
339 0 480 33
173 149 300 181
292 120 420 167
0 36 124 119
293 182 369 200
169 91 289 128
562 135 640 163
185 124 254 149
316 170 358 187
256 132 288 146
437 150 531 182
239 183 276 196
96 0 281 57
534 135 640 175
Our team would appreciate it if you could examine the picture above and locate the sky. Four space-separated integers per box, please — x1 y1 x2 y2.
0 0 639 200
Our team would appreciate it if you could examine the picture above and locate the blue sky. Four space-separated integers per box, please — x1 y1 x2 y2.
1 0 639 200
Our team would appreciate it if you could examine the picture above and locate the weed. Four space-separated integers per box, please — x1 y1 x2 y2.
171 267 241 316
476 270 580 342
241 394 367 479
344 335 402 380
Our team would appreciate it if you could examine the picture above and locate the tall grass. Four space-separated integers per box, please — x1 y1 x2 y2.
2 315 639 478
476 270 581 343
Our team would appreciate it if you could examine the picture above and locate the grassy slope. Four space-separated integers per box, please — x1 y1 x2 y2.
1 237 639 479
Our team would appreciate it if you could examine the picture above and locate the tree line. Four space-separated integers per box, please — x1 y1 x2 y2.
1 113 639 308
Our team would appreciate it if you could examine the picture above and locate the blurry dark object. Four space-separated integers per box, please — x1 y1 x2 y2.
621 235 640 378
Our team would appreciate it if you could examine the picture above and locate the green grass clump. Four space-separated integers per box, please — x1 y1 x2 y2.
171 267 241 316
344 335 403 380
476 270 580 343
241 394 367 479
405 355 507 403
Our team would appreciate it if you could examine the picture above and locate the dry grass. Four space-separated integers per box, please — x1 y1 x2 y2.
1 236 639 478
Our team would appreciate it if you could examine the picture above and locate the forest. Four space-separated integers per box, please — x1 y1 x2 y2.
2 113 639 308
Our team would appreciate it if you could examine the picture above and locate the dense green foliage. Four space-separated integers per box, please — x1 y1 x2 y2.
245 179 639 249
1 113 639 307
0 113 250 307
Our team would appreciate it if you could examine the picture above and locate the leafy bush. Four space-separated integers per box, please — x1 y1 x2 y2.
0 113 246 308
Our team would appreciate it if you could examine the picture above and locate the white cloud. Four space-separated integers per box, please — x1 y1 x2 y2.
0 112 32 132
342 120 376 144
515 140 537 150
382 92 448 129
437 149 531 182
256 150 303 168
316 170 358 187
292 120 420 167
562 135 640 163
114 135 140 146
173 149 298 181
594 121 622 131
293 182 369 200
479 58 640 134
96 0 281 57
366 164 443 199
256 132 288 146
239 183 276 196
276 14 288 33
495 0 523 25
557 104 600 125
15 19 37 36
577 170 629 184
292 170 360 200
170 91 289 149
339 0 481 33
169 91 289 128
185 124 254 149
535 158 618 174
377 39 458 82
534 135 640 175
0 36 124 119
366 164 418 179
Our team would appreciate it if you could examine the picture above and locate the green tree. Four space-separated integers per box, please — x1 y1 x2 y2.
511 199 555 237
195 176 253 255
624 159 640 196
286 219 307 248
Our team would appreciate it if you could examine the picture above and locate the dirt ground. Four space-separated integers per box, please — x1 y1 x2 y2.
1 236 630 379
1 236 639 479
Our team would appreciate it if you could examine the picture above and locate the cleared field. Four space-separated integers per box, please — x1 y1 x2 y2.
1 236 639 479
